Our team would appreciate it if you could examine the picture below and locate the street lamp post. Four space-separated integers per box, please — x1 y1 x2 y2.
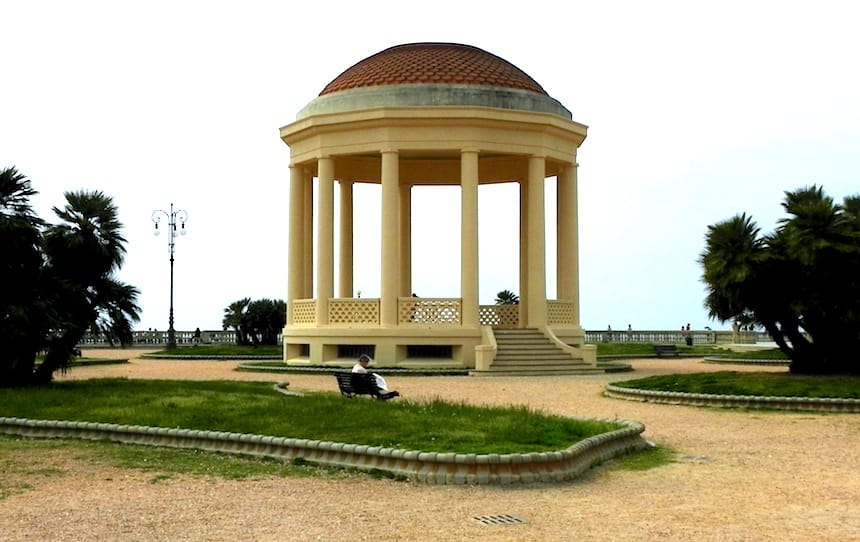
152 204 188 349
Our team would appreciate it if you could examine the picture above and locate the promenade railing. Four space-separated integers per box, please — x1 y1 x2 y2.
77 328 765 347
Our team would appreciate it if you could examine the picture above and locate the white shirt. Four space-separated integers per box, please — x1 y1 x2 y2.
351 363 388 391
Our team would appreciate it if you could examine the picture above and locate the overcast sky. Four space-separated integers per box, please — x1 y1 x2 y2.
3 1 858 332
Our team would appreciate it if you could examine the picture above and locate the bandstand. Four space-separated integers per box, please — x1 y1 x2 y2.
280 43 598 373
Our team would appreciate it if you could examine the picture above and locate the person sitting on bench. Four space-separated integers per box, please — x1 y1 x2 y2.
352 354 398 397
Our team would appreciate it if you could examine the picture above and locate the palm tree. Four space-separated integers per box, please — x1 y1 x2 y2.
33 190 140 383
243 298 286 346
0 176 139 387
773 186 860 372
701 186 860 374
223 298 251 345
700 213 763 323
0 167 47 386
494 289 519 305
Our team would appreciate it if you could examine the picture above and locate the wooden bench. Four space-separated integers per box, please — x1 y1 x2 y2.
334 372 399 400
654 344 679 358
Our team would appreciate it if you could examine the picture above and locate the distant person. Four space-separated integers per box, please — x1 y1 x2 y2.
352 354 399 399
192 327 201 346
409 293 419 322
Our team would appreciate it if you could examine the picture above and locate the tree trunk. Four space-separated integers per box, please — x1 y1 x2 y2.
761 321 793 359
0 350 38 388
32 330 83 384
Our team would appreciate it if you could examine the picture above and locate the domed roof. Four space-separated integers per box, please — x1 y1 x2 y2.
296 43 572 120
320 43 548 96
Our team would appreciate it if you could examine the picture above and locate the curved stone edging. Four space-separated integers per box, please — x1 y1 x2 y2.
142 354 282 360
73 358 129 366
702 356 790 366
235 363 469 376
604 384 860 413
0 412 648 485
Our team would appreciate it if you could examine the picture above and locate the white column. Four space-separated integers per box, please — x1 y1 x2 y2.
399 183 412 296
380 150 400 326
461 149 479 326
339 179 354 298
556 165 576 300
287 165 305 325
518 180 528 328
316 157 334 325
557 162 579 324
527 155 547 327
302 170 314 298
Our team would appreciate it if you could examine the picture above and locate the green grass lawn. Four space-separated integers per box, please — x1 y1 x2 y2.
149 344 282 357
595 342 721 356
0 379 622 454
611 371 859 398
710 348 789 360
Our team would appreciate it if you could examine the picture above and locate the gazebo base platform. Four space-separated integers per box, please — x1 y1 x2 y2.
282 325 614 374
282 326 482 369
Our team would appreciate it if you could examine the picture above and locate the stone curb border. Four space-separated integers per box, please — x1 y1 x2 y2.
71 358 130 366
702 356 790 366
604 384 860 413
0 411 648 485
142 355 282 360
235 364 470 376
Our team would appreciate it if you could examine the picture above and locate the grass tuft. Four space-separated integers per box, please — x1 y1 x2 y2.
614 445 675 471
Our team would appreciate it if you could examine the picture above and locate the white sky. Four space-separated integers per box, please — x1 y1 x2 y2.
2 0 858 332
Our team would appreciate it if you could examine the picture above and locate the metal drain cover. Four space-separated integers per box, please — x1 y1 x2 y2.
678 455 713 463
473 514 527 525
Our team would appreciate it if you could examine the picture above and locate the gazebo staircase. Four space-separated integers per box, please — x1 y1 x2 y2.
474 328 626 376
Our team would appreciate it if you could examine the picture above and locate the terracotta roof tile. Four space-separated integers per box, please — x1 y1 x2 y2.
320 43 547 96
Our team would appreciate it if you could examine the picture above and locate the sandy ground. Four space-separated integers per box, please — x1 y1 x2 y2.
1 349 858 541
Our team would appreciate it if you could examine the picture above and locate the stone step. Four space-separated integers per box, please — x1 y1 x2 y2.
493 355 589 363
493 330 544 337
471 367 607 376
486 328 610 375
496 339 556 349
493 358 590 365
496 345 569 356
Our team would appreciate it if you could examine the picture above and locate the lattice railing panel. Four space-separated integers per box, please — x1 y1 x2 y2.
291 299 316 324
329 298 380 325
479 305 519 328
547 300 576 325
400 298 461 324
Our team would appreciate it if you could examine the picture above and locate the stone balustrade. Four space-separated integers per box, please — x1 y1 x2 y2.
77 321 752 348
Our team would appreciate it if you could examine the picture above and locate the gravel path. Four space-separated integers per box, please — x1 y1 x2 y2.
1 350 858 541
